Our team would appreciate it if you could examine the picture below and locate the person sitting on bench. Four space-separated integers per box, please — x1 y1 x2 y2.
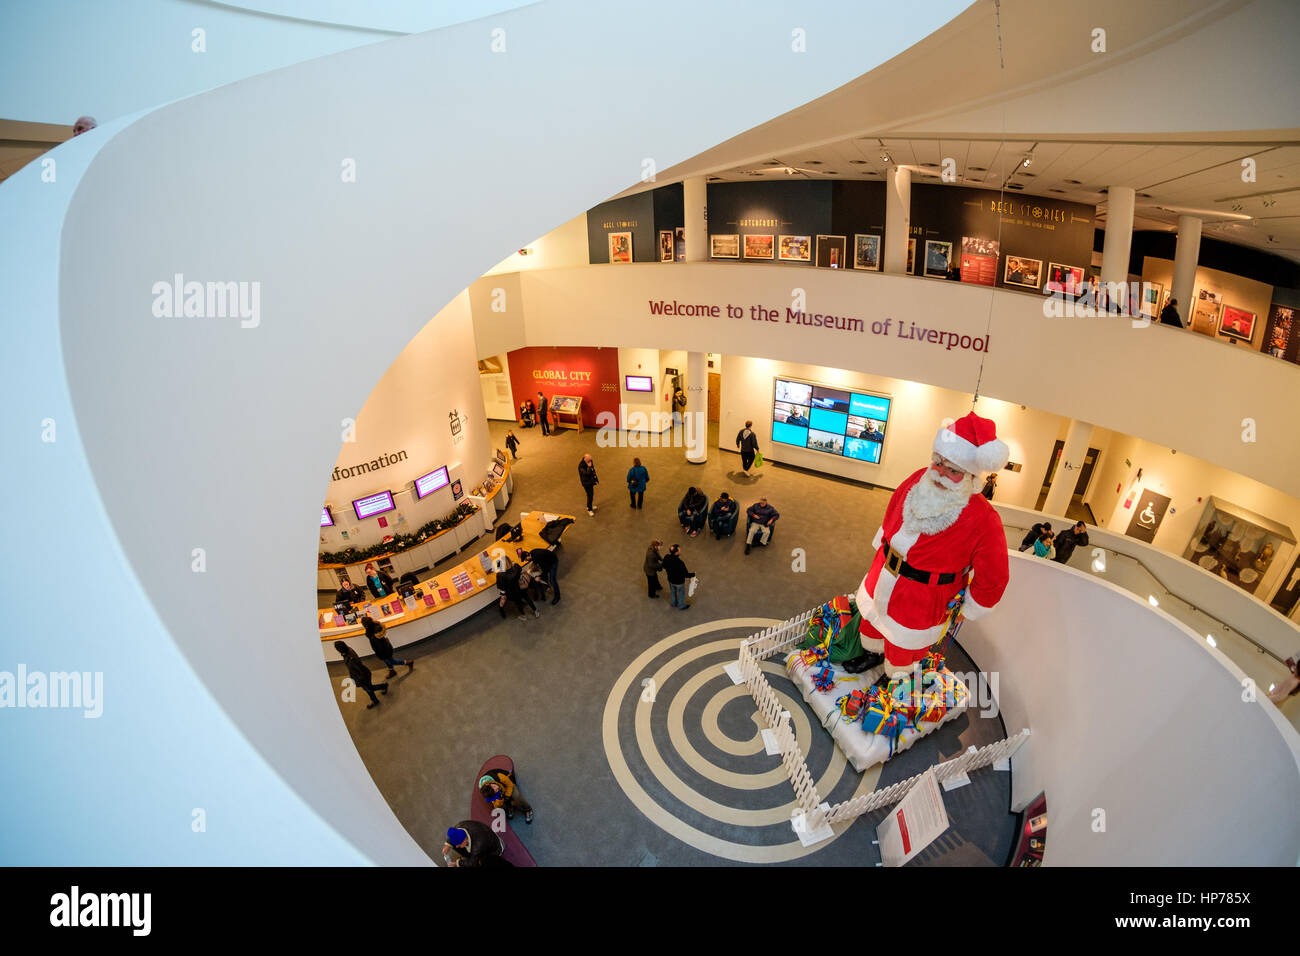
678 486 709 537
709 492 739 538
745 497 780 554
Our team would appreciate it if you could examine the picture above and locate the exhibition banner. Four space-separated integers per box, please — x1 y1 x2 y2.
506 346 620 427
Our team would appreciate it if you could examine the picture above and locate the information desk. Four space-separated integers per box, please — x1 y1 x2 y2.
320 509 573 661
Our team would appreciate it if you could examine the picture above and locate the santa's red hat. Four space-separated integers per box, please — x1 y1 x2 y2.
933 412 1009 475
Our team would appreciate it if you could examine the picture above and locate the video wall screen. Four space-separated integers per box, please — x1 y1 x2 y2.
771 378 891 464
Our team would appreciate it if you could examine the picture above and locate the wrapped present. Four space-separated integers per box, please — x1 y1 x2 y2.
837 689 869 721
860 696 895 735
799 643 829 667
812 664 836 693
919 650 946 673
916 691 948 724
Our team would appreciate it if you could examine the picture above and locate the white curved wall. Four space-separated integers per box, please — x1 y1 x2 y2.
963 554 1300 866
4 0 966 863
472 263 1300 500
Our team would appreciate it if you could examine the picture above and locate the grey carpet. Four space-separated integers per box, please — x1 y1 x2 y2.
324 421 1015 865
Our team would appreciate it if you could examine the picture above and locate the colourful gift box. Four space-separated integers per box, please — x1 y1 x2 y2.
837 689 869 721
916 692 948 723
812 664 836 693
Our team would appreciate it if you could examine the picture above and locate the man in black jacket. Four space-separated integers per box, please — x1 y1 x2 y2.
662 544 693 610
1018 521 1052 552
496 562 540 620
1159 297 1182 328
578 454 599 515
1052 521 1090 565
735 421 760 473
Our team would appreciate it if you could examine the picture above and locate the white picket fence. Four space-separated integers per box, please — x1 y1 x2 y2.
738 608 1032 835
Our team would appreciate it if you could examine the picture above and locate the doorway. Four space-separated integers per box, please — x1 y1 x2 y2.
1036 442 1100 523
707 372 721 423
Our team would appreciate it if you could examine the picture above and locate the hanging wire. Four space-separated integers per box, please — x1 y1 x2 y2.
971 0 1007 408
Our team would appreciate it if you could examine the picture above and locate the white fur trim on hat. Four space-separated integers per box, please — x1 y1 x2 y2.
934 424 1009 475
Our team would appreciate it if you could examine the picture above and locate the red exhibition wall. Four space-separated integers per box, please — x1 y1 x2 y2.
507 346 621 428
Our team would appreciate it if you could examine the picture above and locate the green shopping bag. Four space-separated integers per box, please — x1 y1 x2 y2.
753 450 764 468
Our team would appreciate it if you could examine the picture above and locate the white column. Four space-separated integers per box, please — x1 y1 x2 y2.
683 176 707 263
1100 186 1136 292
1170 214 1201 327
1043 420 1094 519
685 350 707 463
883 166 911 275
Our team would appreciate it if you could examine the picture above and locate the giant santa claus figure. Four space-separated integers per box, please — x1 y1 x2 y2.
856 412 1011 678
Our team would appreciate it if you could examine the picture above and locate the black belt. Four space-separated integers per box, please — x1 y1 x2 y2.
881 541 958 585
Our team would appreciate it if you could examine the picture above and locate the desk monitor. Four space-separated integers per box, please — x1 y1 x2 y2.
353 490 396 519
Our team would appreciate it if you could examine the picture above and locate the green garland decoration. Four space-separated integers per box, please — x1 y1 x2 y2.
319 501 479 566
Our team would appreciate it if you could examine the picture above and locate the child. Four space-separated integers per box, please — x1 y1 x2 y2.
478 768 535 824
505 430 520 460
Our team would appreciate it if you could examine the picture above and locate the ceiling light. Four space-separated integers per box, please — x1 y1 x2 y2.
1021 155 1032 168
880 152 893 164
969 166 987 172
805 160 823 165
849 159 868 165
765 160 782 165
1049 188 1066 194
1064 179 1083 185
1148 595 1159 607
1206 634 1217 647
824 170 837 175
1091 553 1106 572
1270 683 1278 693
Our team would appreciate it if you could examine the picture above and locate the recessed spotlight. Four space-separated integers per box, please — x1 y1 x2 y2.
921 163 939 168
765 160 782 165
1020 171 1036 177
1006 183 1025 190
1064 179 1083 185
1148 595 1159 607
824 170 838 175
849 159 868 165
1099 187 1109 194
805 160 823 165
1049 188 1066 193
1206 634 1217 647
1138 192 1152 199
969 166 987 172
707 177 722 181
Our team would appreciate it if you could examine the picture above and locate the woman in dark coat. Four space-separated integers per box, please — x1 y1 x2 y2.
644 540 664 599
334 641 389 709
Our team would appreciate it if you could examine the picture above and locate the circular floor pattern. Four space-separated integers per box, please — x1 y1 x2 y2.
602 617 882 863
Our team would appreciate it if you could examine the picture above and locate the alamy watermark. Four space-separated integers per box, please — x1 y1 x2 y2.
1041 280 1161 327
0 665 103 718
151 273 260 328
595 407 706 458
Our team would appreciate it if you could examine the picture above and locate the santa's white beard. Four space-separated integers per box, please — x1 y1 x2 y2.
902 466 974 536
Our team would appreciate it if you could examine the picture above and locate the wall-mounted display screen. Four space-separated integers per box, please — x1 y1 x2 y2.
625 375 654 392
415 466 450 499
771 377 891 465
321 506 334 527
353 490 396 519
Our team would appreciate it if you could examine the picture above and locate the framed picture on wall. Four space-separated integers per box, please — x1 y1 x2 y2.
674 227 686 261
710 234 740 259
1190 287 1224 335
658 230 674 262
853 234 882 270
743 234 775 259
1138 280 1164 318
608 232 632 263
1003 254 1043 289
923 240 952 278
906 238 916 274
1046 262 1086 297
778 235 811 261
815 235 846 269
1218 304 1257 342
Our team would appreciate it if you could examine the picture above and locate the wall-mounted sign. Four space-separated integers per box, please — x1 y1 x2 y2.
451 479 464 501
1125 489 1171 543
332 449 408 482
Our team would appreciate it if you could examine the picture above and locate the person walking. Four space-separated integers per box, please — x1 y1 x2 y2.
537 391 551 436
578 453 599 515
662 544 693 610
644 539 664 599
478 767 535 824
735 420 760 473
361 616 414 679
626 457 649 510
442 821 507 868
504 430 520 460
528 547 561 605
334 641 389 709
980 473 997 500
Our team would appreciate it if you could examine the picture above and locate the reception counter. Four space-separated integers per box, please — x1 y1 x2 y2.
319 509 573 661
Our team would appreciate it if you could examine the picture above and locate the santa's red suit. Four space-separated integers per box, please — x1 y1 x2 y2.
856 413 1011 675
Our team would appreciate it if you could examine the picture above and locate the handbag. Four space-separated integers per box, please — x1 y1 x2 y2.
687 574 700 597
